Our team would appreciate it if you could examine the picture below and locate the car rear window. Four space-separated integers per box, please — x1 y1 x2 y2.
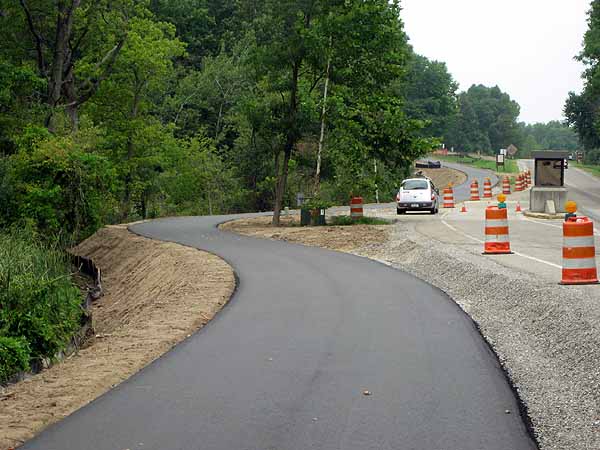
402 180 429 190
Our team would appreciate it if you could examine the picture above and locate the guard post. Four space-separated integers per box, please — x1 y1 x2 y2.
530 151 568 214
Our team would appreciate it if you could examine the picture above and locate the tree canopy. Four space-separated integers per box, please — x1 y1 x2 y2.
566 0 600 151
444 85 521 154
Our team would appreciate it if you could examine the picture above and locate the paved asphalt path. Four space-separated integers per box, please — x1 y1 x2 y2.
22 213 538 450
441 161 499 202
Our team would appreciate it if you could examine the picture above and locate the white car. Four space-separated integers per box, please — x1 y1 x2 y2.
396 177 439 215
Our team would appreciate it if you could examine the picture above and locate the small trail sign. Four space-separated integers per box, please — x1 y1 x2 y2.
496 153 505 171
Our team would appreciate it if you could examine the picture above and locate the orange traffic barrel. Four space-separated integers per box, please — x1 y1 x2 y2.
502 176 511 195
443 185 455 208
483 178 492 198
561 216 598 285
470 180 480 201
515 174 523 192
350 196 364 219
483 206 512 254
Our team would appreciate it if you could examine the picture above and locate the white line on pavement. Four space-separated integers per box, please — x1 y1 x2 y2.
441 219 562 269
523 215 600 236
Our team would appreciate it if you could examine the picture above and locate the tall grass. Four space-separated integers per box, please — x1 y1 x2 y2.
433 154 519 174
0 227 82 383
573 161 600 178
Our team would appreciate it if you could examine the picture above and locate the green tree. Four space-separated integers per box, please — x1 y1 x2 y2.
0 0 142 131
446 85 522 154
236 0 430 224
85 17 185 218
400 52 458 140
519 121 581 155
565 0 600 152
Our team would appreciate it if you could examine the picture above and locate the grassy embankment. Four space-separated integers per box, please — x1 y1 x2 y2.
432 154 520 174
573 161 600 178
0 229 82 384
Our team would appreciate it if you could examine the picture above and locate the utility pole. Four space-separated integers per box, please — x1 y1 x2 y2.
374 159 380 204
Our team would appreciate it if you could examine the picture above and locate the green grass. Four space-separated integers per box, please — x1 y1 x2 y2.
0 228 82 383
572 161 600 178
329 215 389 226
432 154 519 174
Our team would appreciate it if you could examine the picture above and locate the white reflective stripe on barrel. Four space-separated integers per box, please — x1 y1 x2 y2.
563 236 596 248
486 234 510 242
562 257 598 269
485 219 509 227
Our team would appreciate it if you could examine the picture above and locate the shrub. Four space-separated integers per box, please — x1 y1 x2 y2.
0 336 30 384
0 228 83 362
584 149 600 165
8 130 117 241
330 215 389 226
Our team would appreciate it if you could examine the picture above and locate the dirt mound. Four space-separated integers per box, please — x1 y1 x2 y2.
417 167 467 188
0 225 235 449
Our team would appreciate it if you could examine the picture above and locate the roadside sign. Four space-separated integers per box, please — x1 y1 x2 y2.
496 154 505 172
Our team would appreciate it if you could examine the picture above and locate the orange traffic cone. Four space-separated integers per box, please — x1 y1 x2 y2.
561 216 599 285
483 178 493 198
516 202 522 212
461 205 467 213
470 180 480 201
502 175 511 195
483 206 512 254
443 185 455 208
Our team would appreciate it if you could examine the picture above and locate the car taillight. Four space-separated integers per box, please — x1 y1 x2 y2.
431 193 435 201
396 193 400 201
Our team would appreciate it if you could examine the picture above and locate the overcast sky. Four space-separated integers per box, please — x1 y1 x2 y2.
401 0 590 124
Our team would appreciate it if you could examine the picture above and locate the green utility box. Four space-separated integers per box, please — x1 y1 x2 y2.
300 208 312 226
300 208 326 226
312 208 326 226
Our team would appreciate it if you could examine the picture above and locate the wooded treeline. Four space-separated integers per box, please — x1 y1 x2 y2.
0 0 439 234
0 0 584 239
566 0 600 165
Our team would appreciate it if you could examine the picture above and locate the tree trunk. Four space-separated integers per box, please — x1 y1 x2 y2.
374 159 380 204
314 36 332 195
272 149 291 226
64 65 79 131
272 62 300 226
46 0 80 130
121 82 142 219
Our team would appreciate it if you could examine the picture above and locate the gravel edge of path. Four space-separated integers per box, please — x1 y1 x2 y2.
353 222 600 450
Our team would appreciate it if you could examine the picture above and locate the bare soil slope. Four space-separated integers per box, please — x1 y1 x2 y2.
0 225 235 450
418 167 467 187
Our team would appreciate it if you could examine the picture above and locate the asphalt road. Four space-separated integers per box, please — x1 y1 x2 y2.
403 160 600 285
441 161 499 202
22 213 537 450
356 160 497 212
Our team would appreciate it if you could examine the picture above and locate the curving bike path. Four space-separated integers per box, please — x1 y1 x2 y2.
22 213 537 450
442 161 499 202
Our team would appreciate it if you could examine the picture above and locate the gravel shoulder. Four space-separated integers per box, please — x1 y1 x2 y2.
0 225 235 450
224 215 600 450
